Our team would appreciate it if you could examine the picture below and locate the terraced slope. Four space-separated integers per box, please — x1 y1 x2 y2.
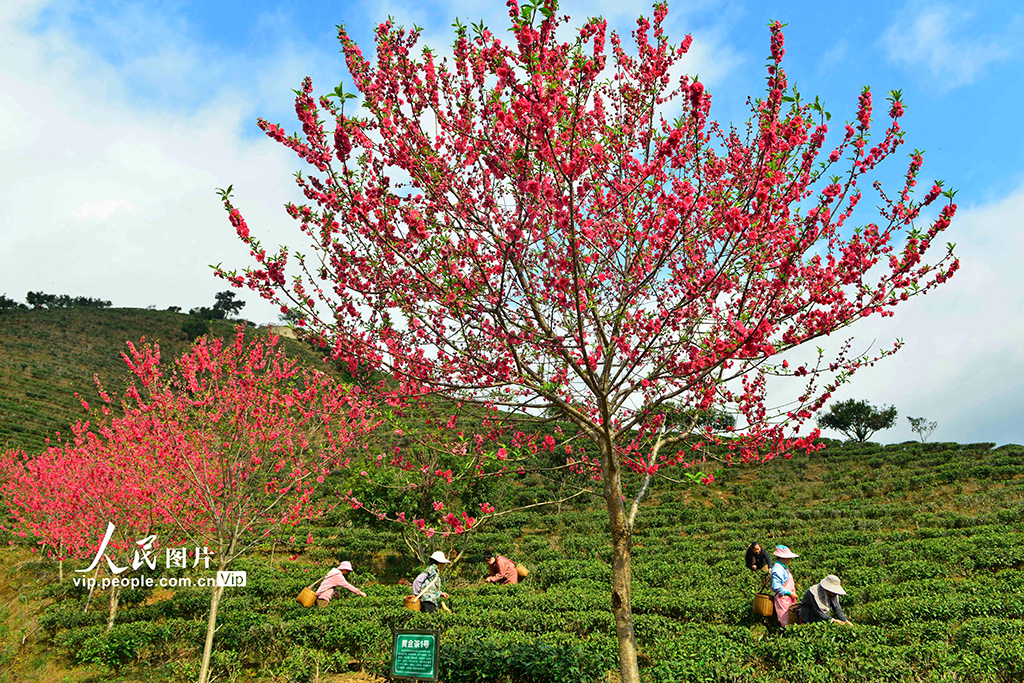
3 440 1022 682
0 308 325 452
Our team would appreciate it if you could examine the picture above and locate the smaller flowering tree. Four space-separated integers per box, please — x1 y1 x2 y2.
0 445 97 573
110 329 378 683
0 418 166 629
35 330 377 683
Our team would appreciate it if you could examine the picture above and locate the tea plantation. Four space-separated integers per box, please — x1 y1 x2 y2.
0 308 324 453
1 310 1022 682
4 439 1023 682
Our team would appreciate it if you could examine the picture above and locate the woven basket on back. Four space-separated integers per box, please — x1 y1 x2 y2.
753 592 775 617
297 587 317 608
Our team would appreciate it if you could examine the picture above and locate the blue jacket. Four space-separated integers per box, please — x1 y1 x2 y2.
771 562 793 596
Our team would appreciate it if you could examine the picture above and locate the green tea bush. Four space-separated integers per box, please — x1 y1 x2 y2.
439 640 612 683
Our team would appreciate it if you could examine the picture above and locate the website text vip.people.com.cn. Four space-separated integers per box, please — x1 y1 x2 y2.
71 571 247 590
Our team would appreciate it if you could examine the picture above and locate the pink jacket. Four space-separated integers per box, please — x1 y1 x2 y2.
316 568 366 601
486 556 519 584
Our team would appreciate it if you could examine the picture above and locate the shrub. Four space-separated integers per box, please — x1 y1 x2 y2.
439 639 612 683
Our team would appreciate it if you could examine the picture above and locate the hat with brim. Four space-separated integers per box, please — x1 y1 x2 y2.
819 574 845 595
773 545 799 559
337 561 353 572
429 551 451 564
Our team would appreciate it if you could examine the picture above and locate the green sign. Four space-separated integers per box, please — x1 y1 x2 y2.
391 629 439 681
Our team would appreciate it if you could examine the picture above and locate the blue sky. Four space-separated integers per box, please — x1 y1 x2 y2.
2 0 1022 444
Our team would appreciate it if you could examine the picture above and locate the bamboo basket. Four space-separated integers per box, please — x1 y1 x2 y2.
403 595 421 612
297 587 317 608
753 592 775 617
516 564 529 578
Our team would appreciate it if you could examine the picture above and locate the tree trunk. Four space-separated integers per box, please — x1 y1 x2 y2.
84 567 99 613
601 438 640 683
197 583 226 683
106 584 120 632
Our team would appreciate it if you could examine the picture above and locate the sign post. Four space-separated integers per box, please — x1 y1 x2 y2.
391 629 439 681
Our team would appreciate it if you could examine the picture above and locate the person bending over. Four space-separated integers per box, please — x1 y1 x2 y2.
315 561 367 606
745 542 771 572
799 574 852 625
484 551 519 585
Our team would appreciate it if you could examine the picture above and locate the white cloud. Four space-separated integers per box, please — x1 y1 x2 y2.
882 3 1022 88
810 185 1024 445
818 38 848 75
0 2 321 321
72 199 134 221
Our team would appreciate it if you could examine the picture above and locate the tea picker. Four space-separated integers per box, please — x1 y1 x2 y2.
799 575 852 625
408 551 452 614
770 545 800 627
483 551 527 585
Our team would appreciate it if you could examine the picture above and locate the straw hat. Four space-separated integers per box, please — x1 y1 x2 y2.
429 551 452 564
773 545 799 559
337 561 353 572
819 574 846 595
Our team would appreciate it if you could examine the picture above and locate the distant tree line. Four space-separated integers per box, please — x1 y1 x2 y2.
182 291 247 340
1 289 247 327
0 294 25 312
0 292 112 312
817 399 940 443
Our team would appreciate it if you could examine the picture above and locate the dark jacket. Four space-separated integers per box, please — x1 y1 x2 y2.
799 586 848 624
745 543 771 571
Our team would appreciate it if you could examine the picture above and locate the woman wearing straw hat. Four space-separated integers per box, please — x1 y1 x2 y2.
770 545 800 626
315 560 367 606
412 551 451 614
799 575 852 625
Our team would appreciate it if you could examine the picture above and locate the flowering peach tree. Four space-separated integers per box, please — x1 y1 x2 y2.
217 1 959 678
4 331 377 683
0 402 170 629
112 330 377 683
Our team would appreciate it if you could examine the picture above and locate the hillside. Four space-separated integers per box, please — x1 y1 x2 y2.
0 440 1022 682
0 308 328 453
1 309 1023 682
